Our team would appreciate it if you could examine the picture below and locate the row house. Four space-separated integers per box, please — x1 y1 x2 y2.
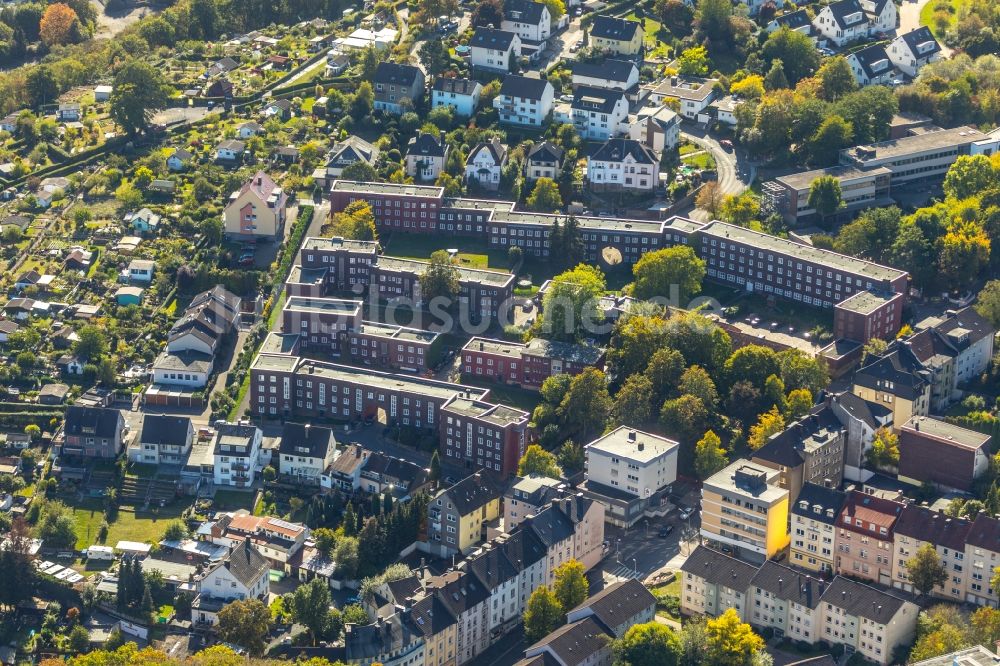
460 336 605 390
427 472 502 555
790 483 847 574
891 504 970 602
504 475 569 530
835 490 904 587
681 546 919 665
851 344 930 428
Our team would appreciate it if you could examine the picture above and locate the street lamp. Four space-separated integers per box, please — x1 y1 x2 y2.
632 558 637 578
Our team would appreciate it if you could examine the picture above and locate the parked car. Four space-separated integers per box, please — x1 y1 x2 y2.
658 525 673 538
720 139 733 151
678 505 694 520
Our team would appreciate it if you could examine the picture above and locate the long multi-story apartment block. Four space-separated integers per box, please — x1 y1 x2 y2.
298 236 378 291
440 397 530 478
681 545 920 666
460 336 605 389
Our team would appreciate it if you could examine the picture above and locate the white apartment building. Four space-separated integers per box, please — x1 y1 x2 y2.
212 423 264 488
585 426 678 498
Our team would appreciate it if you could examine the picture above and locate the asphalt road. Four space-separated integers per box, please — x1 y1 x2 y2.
679 125 755 221
899 0 953 57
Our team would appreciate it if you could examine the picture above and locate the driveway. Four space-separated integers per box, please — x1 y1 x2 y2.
679 126 754 220
899 0 953 56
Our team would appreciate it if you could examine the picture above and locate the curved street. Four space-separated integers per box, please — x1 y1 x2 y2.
679 126 755 221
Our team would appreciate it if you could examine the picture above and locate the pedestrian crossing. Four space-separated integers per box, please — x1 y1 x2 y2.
607 563 643 580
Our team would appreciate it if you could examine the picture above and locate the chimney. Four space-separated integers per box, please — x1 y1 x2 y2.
627 430 637 442
637 442 644 452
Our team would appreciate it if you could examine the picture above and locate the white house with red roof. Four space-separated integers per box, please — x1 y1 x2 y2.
223 171 288 239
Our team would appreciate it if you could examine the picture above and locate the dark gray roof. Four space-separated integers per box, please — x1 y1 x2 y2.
590 15 640 41
373 62 422 86
825 0 868 30
572 59 637 83
433 77 480 95
504 0 547 25
466 544 520 589
894 505 971 551
590 138 657 164
218 539 269 588
528 141 563 163
409 594 456 636
753 405 844 468
568 579 656 628
680 545 758 590
468 139 507 166
897 26 941 59
442 472 501 515
498 528 546 570
850 44 893 81
140 415 191 447
527 617 612 666
64 406 122 440
854 345 928 400
407 132 446 158
833 392 891 430
279 422 335 459
520 502 575 547
820 576 911 624
499 74 551 101
792 483 847 525
470 27 518 51
432 569 490 615
772 9 811 29
751 561 825 609
966 513 1000 551
572 85 625 114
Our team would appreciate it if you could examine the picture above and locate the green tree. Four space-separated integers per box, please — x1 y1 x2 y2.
807 175 843 224
342 160 377 182
786 388 813 419
678 365 718 408
429 450 442 482
808 114 853 165
631 246 705 303
560 368 612 438
614 374 654 427
527 177 563 212
68 624 90 653
944 154 997 200
696 0 733 42
614 622 682 666
834 206 902 263
748 407 785 450
290 578 333 645
26 65 59 108
110 60 171 136
418 40 450 75
719 191 761 227
867 427 900 468
552 559 588 612
705 608 765 666
906 543 948 597
420 250 461 302
557 441 585 473
162 521 186 542
678 46 709 76
541 264 606 341
665 311 732 372
645 348 685 405
216 598 271 656
517 444 562 479
976 280 1000 329
541 0 566 19
313 528 337 557
35 500 77 547
763 60 789 91
724 345 779 390
351 81 374 118
890 220 937 289
525 585 563 640
939 221 991 289
659 395 708 443
761 28 820 85
694 430 728 480
606 314 671 381
330 200 377 241
817 56 857 101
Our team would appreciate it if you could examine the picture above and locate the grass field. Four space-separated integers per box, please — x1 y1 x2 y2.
458 377 540 413
69 500 187 550
383 234 510 272
682 152 716 170
921 0 966 37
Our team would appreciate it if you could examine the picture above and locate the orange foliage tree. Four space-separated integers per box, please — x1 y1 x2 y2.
40 3 79 46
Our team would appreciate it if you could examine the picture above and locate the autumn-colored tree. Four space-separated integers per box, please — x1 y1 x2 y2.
40 3 79 46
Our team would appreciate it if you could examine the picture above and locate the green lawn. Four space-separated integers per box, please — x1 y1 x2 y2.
681 152 716 170
458 377 540 414
921 0 965 37
383 233 511 272
68 500 188 550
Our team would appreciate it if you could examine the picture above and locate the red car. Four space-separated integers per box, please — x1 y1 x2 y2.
720 139 734 151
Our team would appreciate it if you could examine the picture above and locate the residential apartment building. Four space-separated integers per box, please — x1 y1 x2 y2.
763 165 893 226
494 75 553 127
299 236 378 291
501 0 551 46
469 27 520 73
223 171 287 240
751 406 846 504
504 475 568 530
682 545 920 666
586 138 658 192
277 422 337 484
431 77 482 118
582 427 678 527
589 15 643 56
851 345 931 426
405 131 450 181
834 490 904 586
427 472 502 555
909 306 995 409
897 416 991 493
61 406 124 459
790 483 847 574
648 76 718 121
701 461 790 563
460 336 605 390
130 414 193 466
557 85 628 141
372 62 425 114
964 513 1000 607
440 396 529 478
192 539 270 626
833 289 905 344
212 423 263 488
891 504 971 601
629 105 681 153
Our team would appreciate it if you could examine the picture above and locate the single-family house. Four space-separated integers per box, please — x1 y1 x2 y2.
561 85 628 140
56 104 80 122
215 139 246 163
61 406 124 459
432 78 483 118
236 122 264 139
888 27 942 78
206 57 238 78
502 0 552 43
128 259 155 282
125 208 161 234
812 0 871 47
0 113 19 133
38 383 69 405
861 0 897 33
152 350 213 388
205 78 234 98
314 136 380 188
767 9 814 36
629 105 680 153
465 139 508 191
589 15 644 56
709 95 741 126
0 319 19 342
324 53 351 77
572 59 640 99
278 422 337 484
130 415 194 465
56 354 85 376
223 171 287 239
848 44 898 86
649 75 718 121
271 145 300 165
586 138 659 192
526 141 563 181
494 75 554 127
373 62 425 115
192 540 269 626
469 27 521 73
405 131 450 181
14 270 40 291
262 98 293 120
167 149 193 172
